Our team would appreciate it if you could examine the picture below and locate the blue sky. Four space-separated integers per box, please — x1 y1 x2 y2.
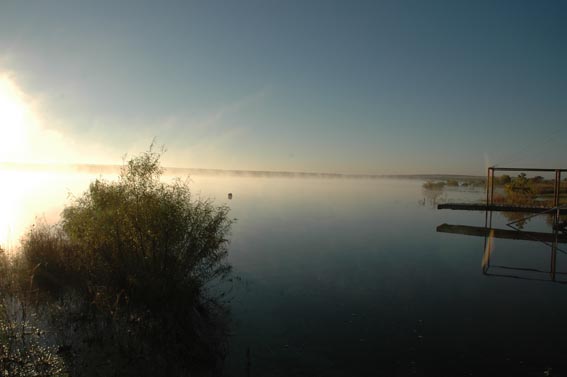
0 0 565 174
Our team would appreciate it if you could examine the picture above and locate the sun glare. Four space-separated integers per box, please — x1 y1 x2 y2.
0 75 32 162
0 170 71 251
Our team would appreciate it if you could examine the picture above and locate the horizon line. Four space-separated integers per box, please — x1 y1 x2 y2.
0 161 484 179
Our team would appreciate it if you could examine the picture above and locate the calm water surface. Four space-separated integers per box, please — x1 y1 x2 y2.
2 172 566 376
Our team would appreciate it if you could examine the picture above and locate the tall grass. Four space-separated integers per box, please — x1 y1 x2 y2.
0 248 67 376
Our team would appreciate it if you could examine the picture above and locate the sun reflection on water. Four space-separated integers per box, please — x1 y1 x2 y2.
481 228 495 273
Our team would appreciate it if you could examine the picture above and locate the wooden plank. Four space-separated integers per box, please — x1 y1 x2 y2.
437 203 567 215
436 223 567 244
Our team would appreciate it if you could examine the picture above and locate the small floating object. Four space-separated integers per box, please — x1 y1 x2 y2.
228 193 233 200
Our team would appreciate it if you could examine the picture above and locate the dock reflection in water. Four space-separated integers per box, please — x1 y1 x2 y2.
437 208 567 283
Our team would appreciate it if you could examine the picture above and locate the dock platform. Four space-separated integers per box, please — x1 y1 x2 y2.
438 203 567 215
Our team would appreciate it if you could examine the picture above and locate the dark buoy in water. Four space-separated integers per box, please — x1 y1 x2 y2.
228 193 233 200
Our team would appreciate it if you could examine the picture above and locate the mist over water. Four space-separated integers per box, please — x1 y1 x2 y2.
0 170 436 250
2 171 567 375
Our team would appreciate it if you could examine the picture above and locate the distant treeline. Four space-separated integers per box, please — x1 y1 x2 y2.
0 162 484 180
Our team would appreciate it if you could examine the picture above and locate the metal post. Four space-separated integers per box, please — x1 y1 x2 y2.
554 170 561 225
485 167 491 207
490 168 495 206
558 170 562 216
554 170 559 208
485 167 492 225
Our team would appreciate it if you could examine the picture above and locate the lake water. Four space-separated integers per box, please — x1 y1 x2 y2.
1 171 566 376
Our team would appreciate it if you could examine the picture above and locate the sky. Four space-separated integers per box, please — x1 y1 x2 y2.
0 0 565 175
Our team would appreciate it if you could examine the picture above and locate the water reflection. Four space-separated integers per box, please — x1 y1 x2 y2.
5 171 567 375
484 208 567 283
438 205 567 283
419 187 445 207
481 229 567 283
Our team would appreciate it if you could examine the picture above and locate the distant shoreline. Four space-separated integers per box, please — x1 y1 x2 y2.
0 162 483 180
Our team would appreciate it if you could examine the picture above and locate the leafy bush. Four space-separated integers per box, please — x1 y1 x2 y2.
496 174 511 185
23 149 232 311
20 223 79 295
17 148 234 374
504 173 533 194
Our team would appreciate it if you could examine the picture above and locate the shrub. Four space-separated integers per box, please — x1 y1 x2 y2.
20 223 79 295
530 175 544 184
1 244 67 376
504 173 534 194
17 148 233 374
497 174 511 185
25 148 232 311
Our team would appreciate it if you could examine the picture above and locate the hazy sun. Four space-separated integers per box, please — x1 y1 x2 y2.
0 75 32 161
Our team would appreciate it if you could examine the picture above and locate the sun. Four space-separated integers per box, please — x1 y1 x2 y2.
0 75 32 162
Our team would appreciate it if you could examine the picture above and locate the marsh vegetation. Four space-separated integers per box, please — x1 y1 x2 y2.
422 173 567 207
493 173 567 206
420 177 486 207
423 173 567 230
